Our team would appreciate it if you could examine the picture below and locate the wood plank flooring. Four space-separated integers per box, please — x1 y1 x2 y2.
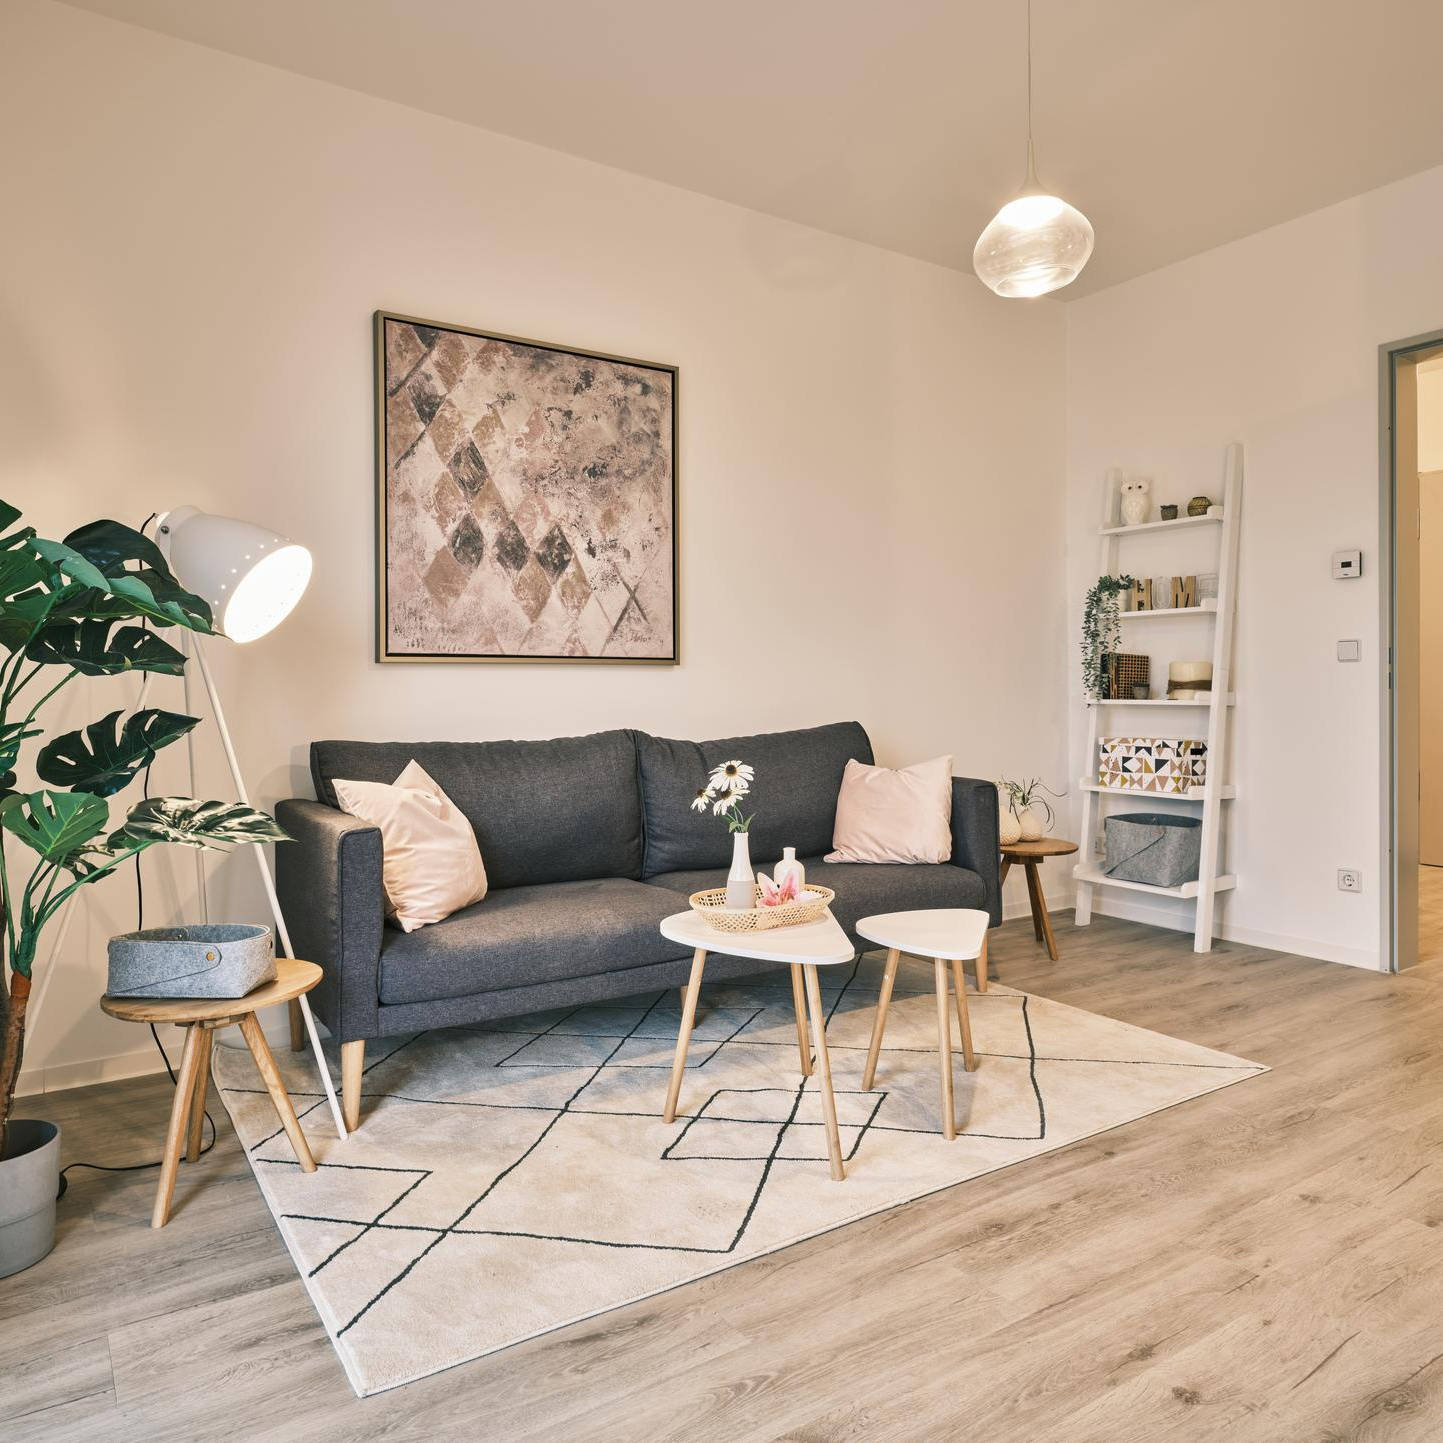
7 911 1443 1442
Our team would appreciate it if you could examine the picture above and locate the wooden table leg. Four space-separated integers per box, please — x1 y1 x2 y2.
802 964 845 1181
934 959 956 1140
950 958 977 1072
153 1023 205 1229
974 932 989 993
239 1012 317 1172
1000 857 1012 888
663 949 706 1123
862 947 901 1089
1028 861 1060 961
185 1028 212 1162
288 998 305 1052
789 964 813 1077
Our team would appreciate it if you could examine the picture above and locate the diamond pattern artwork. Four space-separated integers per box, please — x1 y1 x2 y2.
376 314 677 662
1097 735 1208 794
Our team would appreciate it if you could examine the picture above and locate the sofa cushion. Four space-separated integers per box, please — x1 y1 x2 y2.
377 877 687 1006
645 858 986 942
637 722 873 876
311 730 642 889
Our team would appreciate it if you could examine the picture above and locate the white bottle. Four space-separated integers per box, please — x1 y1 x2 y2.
775 847 806 895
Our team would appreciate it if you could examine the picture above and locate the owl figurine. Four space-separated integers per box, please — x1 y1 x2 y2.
1120 475 1152 527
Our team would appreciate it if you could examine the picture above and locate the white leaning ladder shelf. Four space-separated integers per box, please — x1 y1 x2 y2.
1073 442 1243 952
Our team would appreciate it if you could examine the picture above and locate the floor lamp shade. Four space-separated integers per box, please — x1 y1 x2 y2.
157 507 312 642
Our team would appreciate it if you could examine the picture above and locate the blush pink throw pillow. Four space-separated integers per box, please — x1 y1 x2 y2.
825 755 953 864
332 760 487 932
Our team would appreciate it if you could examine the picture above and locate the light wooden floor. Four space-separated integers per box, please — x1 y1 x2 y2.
7 910 1443 1442
1419 865 1443 964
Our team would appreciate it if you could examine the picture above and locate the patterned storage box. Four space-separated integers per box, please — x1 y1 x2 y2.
1097 736 1207 795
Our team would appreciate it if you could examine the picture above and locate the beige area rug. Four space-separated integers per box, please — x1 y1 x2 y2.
213 953 1266 1396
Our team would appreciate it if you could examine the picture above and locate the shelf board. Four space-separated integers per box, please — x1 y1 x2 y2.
1077 781 1236 801
1085 694 1234 708
1099 514 1223 537
1073 865 1237 900
1121 604 1217 619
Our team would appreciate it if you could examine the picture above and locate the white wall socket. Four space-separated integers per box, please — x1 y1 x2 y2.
1337 868 1362 893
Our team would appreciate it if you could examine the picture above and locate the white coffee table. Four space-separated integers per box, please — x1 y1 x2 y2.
658 908 855 1181
855 909 989 1140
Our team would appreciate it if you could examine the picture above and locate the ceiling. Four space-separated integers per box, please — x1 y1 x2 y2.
60 0 1443 298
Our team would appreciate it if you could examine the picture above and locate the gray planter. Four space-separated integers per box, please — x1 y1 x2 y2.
0 1119 60 1278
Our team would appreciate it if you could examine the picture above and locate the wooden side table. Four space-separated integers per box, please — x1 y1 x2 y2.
1001 838 1079 962
100 958 323 1228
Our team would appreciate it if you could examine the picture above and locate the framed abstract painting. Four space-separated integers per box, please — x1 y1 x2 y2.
374 311 678 663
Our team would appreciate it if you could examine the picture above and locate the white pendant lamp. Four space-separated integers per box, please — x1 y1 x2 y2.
973 0 1094 299
156 507 312 643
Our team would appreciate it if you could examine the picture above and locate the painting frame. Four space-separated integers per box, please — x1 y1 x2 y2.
373 310 679 665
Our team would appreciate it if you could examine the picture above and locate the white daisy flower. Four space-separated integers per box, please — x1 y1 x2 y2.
709 760 754 795
690 785 714 813
711 784 738 815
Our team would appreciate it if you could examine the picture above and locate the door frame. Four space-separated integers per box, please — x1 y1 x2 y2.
1380 327 1443 973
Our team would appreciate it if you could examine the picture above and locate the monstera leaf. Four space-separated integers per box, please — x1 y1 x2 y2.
36 709 199 797
1 789 110 861
115 796 290 850
62 519 213 633
30 538 111 593
0 720 40 773
25 618 187 676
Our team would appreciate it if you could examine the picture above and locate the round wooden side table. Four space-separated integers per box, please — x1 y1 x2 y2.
1000 838 1079 962
100 958 322 1228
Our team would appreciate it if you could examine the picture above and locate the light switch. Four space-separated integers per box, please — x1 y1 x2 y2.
1337 639 1361 662
1332 549 1362 579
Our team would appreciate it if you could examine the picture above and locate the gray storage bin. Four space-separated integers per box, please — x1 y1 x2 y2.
106 924 276 999
1102 813 1202 887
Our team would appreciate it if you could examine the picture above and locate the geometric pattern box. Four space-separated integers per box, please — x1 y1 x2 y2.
1097 736 1208 795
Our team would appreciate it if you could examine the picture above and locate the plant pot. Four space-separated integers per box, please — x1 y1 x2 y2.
998 798 1022 846
0 1119 60 1279
1017 806 1045 842
725 831 754 909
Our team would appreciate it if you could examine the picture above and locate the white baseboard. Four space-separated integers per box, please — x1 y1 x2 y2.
1084 894 1382 970
15 1007 299 1098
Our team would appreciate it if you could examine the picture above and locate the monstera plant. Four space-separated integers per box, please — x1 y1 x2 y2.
0 499 287 1152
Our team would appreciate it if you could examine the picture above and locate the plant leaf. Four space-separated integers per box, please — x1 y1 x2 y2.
62 519 170 576
25 618 187 675
0 500 20 533
116 796 290 850
35 709 199 797
0 719 41 772
1 789 110 861
30 537 112 593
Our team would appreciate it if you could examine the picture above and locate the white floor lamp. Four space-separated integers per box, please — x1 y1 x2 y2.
155 506 348 1140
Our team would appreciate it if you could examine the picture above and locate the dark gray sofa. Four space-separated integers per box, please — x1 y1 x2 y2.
275 721 1000 1128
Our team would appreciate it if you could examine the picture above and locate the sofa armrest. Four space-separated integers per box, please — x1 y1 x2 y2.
275 799 385 1042
950 777 1002 926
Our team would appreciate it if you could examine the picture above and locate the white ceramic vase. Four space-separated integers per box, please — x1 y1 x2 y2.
774 846 805 894
998 798 1022 846
726 831 755 908
1017 806 1045 841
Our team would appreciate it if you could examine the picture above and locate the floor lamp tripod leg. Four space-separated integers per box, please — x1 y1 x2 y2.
192 640 349 1140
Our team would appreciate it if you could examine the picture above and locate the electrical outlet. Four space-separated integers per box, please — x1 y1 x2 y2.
1337 868 1362 893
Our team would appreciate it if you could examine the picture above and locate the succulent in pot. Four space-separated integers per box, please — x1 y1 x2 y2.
0 500 287 1277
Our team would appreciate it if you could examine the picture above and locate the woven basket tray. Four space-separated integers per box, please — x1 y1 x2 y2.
688 884 835 933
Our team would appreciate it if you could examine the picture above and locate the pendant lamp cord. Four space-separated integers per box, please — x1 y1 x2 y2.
1025 0 1037 182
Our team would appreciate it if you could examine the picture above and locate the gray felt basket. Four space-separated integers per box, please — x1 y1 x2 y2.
106 924 276 999
1102 813 1202 888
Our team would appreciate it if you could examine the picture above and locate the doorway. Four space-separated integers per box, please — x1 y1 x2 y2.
1383 332 1443 971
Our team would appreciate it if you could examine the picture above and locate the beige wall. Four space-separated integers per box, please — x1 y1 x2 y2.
1 1 1067 1091
1067 161 1443 968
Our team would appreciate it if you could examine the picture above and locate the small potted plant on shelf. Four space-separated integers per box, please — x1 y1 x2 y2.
1001 777 1065 842
0 500 287 1278
1081 573 1136 700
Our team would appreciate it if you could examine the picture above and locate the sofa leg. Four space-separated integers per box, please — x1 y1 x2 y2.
341 1040 365 1131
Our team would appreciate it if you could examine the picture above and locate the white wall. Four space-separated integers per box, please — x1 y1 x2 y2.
0 1 1067 1092
1067 162 1443 967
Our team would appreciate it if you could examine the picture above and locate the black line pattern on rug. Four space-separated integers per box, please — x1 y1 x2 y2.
226 983 1262 1343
